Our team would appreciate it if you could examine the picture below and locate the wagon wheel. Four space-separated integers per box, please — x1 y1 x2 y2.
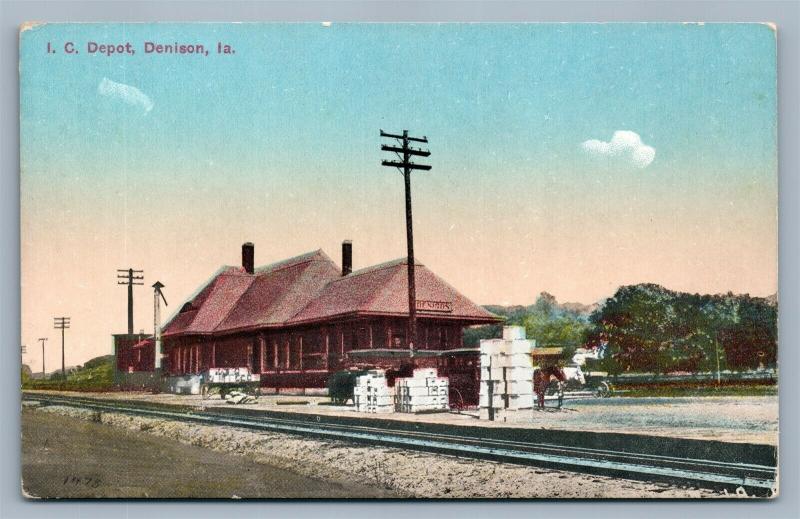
544 380 565 409
594 381 612 398
544 379 561 396
449 387 465 410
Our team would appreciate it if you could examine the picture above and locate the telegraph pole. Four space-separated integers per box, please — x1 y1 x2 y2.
715 334 721 388
380 129 431 351
38 337 48 376
53 317 70 380
117 268 143 335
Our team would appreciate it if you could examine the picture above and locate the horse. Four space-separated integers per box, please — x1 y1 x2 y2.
533 365 567 408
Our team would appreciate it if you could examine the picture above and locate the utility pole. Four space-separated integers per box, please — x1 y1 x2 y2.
38 337 48 376
152 281 167 370
53 317 70 380
486 358 494 421
117 268 143 335
715 335 721 388
380 129 431 351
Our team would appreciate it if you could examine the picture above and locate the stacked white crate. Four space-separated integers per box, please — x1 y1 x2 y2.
479 326 535 421
352 370 395 414
205 367 259 383
395 368 449 413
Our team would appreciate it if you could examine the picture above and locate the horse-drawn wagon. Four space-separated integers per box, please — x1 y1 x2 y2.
532 348 613 407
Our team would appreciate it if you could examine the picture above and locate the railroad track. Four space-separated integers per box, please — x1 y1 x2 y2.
22 392 777 496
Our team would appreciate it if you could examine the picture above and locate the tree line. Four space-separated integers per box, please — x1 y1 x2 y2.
467 284 777 375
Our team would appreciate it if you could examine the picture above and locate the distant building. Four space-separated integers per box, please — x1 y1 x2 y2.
113 333 152 373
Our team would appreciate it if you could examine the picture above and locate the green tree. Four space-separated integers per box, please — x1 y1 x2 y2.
719 296 777 369
589 284 677 373
522 292 591 362
468 292 592 362
589 284 776 374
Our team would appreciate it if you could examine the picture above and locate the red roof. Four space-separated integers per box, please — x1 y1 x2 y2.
289 258 500 325
162 251 500 338
216 251 341 333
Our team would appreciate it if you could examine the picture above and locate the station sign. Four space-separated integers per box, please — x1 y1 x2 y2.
416 300 453 313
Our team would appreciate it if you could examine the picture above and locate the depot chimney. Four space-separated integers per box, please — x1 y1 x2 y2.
242 242 254 274
342 240 352 276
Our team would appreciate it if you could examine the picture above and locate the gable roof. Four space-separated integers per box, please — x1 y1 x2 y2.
289 258 501 325
162 251 339 337
162 251 501 338
216 251 341 333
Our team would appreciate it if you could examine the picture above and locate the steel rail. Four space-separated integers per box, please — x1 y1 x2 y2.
225 410 771 474
202 409 776 487
194 406 773 482
23 393 776 495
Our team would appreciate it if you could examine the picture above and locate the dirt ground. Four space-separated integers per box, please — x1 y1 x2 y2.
21 408 397 499
26 390 779 445
23 404 734 499
531 396 778 445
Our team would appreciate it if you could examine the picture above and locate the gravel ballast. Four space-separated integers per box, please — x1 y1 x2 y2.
32 405 730 499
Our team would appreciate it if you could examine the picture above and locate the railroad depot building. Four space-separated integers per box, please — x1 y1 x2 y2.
140 242 501 396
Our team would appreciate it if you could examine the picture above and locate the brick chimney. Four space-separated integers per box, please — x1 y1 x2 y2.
242 242 254 274
341 240 352 276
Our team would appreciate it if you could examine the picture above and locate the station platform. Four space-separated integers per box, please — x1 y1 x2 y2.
22 389 778 446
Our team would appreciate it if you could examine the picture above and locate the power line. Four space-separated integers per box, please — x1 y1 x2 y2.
379 129 432 352
53 317 70 381
117 268 143 335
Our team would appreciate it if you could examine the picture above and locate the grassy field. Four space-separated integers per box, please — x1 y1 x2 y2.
616 384 777 398
22 356 114 391
20 356 777 399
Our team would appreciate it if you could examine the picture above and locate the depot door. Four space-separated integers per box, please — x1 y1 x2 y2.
252 338 261 373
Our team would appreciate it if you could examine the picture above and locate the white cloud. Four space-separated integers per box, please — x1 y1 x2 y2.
97 77 153 114
581 130 655 168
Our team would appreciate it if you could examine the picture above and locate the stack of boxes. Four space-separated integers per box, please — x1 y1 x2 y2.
352 370 395 413
205 367 260 384
479 326 535 421
394 368 450 413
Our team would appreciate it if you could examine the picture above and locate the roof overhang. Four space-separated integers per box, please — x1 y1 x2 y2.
531 347 564 357
348 348 481 359
287 310 503 328
164 311 503 339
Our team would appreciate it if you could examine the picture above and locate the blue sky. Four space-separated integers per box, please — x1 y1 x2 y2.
22 23 776 183
20 23 777 365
